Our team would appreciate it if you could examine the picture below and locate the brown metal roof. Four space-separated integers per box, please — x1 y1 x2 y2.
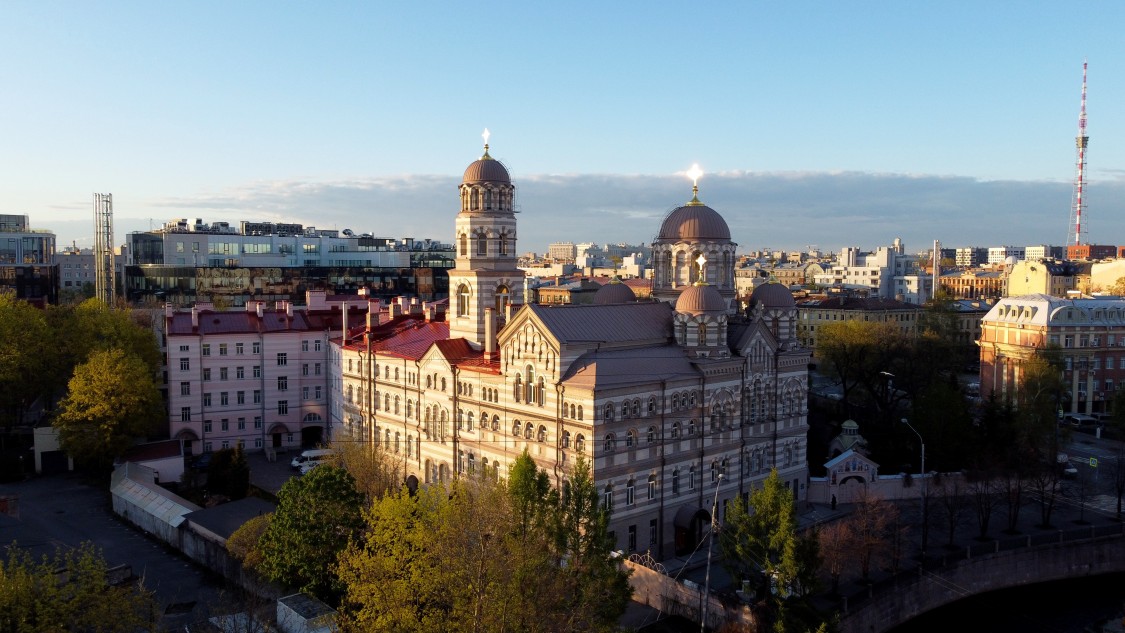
562 346 698 389
656 204 731 242
525 302 673 345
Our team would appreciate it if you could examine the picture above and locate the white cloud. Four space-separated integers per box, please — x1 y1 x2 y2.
53 172 1125 255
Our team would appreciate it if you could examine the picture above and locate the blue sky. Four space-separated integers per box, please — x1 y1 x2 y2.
3 2 1124 255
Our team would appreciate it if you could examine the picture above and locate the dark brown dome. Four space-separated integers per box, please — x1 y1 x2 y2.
593 279 637 305
675 284 727 315
656 204 731 241
749 281 795 309
463 156 511 184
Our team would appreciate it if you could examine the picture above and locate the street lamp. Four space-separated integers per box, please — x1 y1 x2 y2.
901 417 926 558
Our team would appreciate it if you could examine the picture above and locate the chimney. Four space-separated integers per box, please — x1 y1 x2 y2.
256 302 264 318
286 302 293 318
164 303 173 320
484 307 495 356
342 303 349 344
190 307 199 329
358 287 369 297
390 302 403 319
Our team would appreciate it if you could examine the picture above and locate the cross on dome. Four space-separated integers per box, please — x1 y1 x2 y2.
482 128 492 159
685 163 704 206
696 253 707 283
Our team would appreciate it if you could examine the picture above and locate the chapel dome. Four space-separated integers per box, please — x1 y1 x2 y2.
657 204 731 242
593 278 637 305
462 146 511 185
675 283 727 315
749 280 795 309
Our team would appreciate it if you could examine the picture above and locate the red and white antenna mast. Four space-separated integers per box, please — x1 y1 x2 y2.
1068 60 1089 247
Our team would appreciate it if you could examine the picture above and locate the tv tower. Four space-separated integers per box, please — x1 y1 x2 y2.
1067 61 1089 247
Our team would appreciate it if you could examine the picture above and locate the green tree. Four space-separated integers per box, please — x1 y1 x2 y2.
327 439 404 503
0 541 159 632
207 446 251 499
227 513 271 571
53 348 164 469
0 292 51 427
258 464 363 604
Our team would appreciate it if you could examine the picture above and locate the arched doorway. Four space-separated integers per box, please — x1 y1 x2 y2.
268 423 289 449
836 475 868 503
673 505 712 557
301 413 324 447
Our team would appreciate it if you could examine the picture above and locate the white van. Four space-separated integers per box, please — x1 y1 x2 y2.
291 448 334 470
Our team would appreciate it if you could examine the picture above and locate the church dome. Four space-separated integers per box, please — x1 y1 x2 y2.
675 283 727 315
593 278 637 305
657 204 730 242
749 280 795 309
463 147 511 185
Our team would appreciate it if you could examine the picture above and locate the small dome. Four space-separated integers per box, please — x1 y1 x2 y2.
657 204 731 242
675 284 727 315
463 147 511 184
749 280 795 309
593 278 636 305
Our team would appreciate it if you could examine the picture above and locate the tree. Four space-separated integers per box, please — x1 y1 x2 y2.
258 464 364 604
53 348 164 469
1014 353 1066 527
327 438 404 503
227 513 271 571
0 292 51 428
0 541 159 632
844 489 898 581
720 469 818 600
207 446 250 499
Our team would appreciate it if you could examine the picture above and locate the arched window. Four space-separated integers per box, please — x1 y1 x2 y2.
603 485 613 511
537 425 547 442
492 415 499 431
459 233 467 256
512 420 522 436
710 461 717 483
514 375 522 402
604 433 616 453
649 397 657 414
394 432 401 454
632 400 640 416
495 285 510 314
562 430 571 448
577 406 583 421
346 385 353 403
569 404 576 418
524 366 535 404
575 434 585 453
384 394 391 411
647 426 656 444
671 421 681 439
524 422 533 439
625 429 636 448
672 469 680 494
605 403 615 422
626 480 635 506
672 394 680 409
648 474 657 500
689 466 696 490
477 232 487 256
457 284 470 317
536 377 545 407
468 453 476 474
466 411 474 431
688 419 696 435
406 399 413 418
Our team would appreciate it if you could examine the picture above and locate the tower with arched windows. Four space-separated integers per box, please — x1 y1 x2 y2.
448 132 525 349
651 180 738 311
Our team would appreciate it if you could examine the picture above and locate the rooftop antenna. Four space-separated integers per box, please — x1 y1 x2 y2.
1067 60 1089 247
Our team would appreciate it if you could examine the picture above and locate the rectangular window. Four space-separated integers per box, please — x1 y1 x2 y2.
315 386 322 400
254 438 263 448
204 420 212 433
219 343 228 356
278 400 288 415
202 344 211 356
253 365 262 378
179 345 189 352
302 340 309 352
221 440 230 450
203 393 212 407
302 364 309 376
277 352 287 366
237 391 245 404
303 387 310 400
221 419 229 431
180 358 190 371
180 382 190 396
649 519 658 546
180 407 191 422
236 366 245 379
254 416 262 429
253 342 261 354
238 417 246 430
204 441 212 453
315 363 322 376
1108 357 1116 370
314 340 322 352
220 392 229 406
236 342 244 355
254 390 262 404
203 368 211 381
220 367 228 381
278 376 288 391
628 525 637 552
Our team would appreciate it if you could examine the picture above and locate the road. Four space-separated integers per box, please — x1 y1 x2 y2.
1059 428 1124 519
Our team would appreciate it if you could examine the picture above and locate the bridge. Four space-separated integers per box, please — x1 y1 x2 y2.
836 521 1125 633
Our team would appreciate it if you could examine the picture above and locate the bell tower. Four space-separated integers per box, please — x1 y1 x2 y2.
448 130 524 349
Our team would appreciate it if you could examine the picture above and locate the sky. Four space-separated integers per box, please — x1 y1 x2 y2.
3 2 1125 256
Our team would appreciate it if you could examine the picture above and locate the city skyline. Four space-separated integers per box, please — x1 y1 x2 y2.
4 3 1125 254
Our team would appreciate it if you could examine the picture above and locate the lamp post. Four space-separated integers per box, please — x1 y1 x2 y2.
901 417 926 558
701 473 722 633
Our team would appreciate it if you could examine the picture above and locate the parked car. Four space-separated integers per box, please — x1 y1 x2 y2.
291 448 334 470
1057 453 1079 478
1063 414 1099 429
